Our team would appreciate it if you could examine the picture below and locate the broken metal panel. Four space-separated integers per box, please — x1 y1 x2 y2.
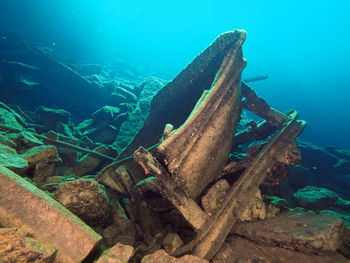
118 30 249 160
0 165 102 263
157 30 247 199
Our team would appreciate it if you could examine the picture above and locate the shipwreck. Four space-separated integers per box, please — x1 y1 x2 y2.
1 29 349 263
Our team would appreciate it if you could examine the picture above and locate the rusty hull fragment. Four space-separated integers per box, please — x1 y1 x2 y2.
0 165 102 263
119 30 249 160
156 30 246 199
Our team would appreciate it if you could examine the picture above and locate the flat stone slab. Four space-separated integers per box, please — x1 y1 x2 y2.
231 210 344 253
0 165 102 263
213 236 350 263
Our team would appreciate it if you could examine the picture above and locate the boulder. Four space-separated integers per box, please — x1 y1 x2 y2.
97 165 134 196
95 242 134 263
84 123 118 144
0 132 17 148
20 145 61 185
101 201 137 248
0 143 28 175
54 179 112 227
236 187 266 222
0 108 24 130
92 105 121 122
73 145 110 177
78 110 128 144
162 233 184 253
35 106 71 126
54 122 75 137
7 131 43 150
110 201 136 236
141 249 209 263
262 195 288 218
0 227 57 263
293 186 339 211
231 210 345 253
201 179 230 214
320 210 350 227
102 225 121 247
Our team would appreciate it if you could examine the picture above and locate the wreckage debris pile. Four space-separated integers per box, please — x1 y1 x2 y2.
0 30 350 262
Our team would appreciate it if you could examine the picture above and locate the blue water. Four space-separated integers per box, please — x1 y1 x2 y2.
1 0 349 149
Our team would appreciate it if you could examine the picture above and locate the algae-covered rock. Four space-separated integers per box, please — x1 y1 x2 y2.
0 133 17 148
293 186 339 211
0 143 28 174
7 131 43 150
78 106 128 144
0 108 24 130
114 77 165 151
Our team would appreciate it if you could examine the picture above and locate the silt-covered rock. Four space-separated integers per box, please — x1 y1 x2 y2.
54 179 112 227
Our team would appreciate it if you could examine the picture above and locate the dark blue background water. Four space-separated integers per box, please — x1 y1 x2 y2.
1 0 349 149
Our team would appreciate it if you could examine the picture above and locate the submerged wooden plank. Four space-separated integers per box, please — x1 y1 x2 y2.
0 165 102 263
